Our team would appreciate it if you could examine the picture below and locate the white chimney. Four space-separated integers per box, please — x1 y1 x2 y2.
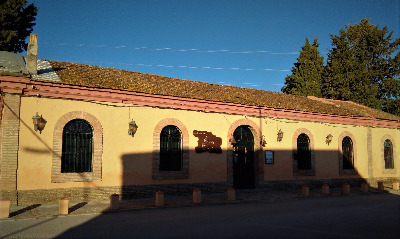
26 34 38 75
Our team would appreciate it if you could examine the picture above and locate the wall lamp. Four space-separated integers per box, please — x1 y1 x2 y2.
128 119 138 136
261 135 267 147
32 112 46 133
326 134 333 145
277 129 284 142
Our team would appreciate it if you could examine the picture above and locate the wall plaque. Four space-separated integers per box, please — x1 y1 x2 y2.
193 130 222 154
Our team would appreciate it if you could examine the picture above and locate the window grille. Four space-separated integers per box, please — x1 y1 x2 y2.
297 133 311 170
384 139 394 169
61 119 93 173
160 125 182 171
342 136 354 169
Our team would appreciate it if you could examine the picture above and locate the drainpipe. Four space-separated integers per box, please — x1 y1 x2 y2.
258 107 263 187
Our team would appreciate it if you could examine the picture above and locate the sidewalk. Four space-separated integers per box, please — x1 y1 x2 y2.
2 186 399 220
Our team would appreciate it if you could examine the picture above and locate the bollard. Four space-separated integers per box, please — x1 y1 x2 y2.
110 194 119 210
302 185 309 197
59 197 69 215
343 183 350 195
393 181 399 191
361 182 369 193
322 184 329 195
193 188 202 204
155 191 165 207
377 181 384 191
0 198 11 218
227 188 236 201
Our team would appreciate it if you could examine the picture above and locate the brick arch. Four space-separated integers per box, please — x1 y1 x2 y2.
338 131 357 175
52 111 103 182
152 118 189 179
292 128 315 176
227 119 261 148
381 134 397 174
226 118 262 188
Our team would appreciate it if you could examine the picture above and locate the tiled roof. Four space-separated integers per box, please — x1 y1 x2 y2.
0 51 27 74
31 59 61 81
24 60 399 121
0 52 60 81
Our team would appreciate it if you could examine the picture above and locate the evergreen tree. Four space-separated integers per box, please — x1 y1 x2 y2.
322 19 400 114
0 0 37 53
282 37 324 97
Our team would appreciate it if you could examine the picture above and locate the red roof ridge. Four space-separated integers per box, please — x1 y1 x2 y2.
307 96 335 105
308 96 372 110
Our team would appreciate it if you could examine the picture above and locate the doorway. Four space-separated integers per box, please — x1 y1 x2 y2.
232 125 255 189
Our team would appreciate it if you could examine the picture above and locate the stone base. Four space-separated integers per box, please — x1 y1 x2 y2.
15 182 228 206
0 191 18 206
259 177 400 190
10 177 400 205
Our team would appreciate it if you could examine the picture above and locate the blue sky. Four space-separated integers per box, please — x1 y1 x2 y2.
29 0 399 92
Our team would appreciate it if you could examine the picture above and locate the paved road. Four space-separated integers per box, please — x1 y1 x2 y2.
1 193 399 239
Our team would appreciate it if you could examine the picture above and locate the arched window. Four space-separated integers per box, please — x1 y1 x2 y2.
384 139 394 169
61 119 93 173
160 125 182 171
297 133 311 170
342 136 354 169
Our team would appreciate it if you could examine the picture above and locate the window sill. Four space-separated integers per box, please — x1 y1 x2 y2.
153 171 189 180
293 169 315 176
52 172 101 183
340 169 357 175
382 168 397 175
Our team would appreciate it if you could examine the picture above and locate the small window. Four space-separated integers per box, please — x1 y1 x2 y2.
384 139 394 169
160 125 182 171
342 136 354 169
61 119 93 173
297 133 311 170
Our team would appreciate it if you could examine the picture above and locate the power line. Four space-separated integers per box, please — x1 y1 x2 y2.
81 61 291 72
41 42 300 55
76 60 285 87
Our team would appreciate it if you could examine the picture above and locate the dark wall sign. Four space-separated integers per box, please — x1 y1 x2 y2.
193 130 222 154
265 150 274 164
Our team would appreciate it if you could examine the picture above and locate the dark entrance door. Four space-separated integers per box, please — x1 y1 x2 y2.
232 126 255 189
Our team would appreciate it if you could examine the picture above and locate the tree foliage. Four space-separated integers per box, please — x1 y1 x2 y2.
322 19 400 114
282 37 324 97
0 0 37 53
282 19 400 116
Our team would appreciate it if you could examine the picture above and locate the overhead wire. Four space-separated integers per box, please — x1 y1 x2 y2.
41 41 293 84
81 61 291 72
41 41 300 55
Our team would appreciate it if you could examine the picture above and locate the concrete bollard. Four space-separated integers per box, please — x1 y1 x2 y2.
343 183 350 195
155 191 165 207
393 181 399 191
377 181 384 191
0 198 11 218
227 188 236 201
193 188 202 204
110 194 119 210
361 182 369 193
59 197 69 215
302 185 309 197
322 184 329 195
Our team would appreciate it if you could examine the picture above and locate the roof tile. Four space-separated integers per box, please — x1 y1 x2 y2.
33 61 400 121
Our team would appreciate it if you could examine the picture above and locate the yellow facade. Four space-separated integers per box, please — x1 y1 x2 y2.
16 95 399 193
1 60 399 206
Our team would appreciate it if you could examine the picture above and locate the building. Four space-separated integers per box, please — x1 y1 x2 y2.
1 36 399 205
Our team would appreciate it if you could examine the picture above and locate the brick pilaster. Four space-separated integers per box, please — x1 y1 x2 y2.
0 94 21 205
